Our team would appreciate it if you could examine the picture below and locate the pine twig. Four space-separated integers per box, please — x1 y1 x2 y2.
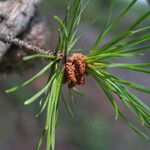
0 33 52 55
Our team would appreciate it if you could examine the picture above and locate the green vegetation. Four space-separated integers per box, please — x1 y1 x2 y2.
6 0 150 150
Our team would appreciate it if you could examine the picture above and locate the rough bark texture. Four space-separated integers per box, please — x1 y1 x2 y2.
0 0 42 62
0 19 50 73
0 0 51 73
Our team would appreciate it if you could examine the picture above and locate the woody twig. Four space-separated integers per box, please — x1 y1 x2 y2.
0 33 52 56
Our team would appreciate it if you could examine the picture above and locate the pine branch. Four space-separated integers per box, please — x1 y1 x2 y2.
3 0 150 150
0 33 52 55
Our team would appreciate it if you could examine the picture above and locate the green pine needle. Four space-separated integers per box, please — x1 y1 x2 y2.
5 0 150 150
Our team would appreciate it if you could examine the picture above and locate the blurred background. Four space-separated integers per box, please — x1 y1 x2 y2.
0 0 150 150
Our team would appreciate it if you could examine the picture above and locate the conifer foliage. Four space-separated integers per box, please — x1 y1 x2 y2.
5 0 150 150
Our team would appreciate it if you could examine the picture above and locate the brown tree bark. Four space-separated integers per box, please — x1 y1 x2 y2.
0 0 50 73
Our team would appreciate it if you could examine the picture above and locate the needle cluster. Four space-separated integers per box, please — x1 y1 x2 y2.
4 0 150 150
